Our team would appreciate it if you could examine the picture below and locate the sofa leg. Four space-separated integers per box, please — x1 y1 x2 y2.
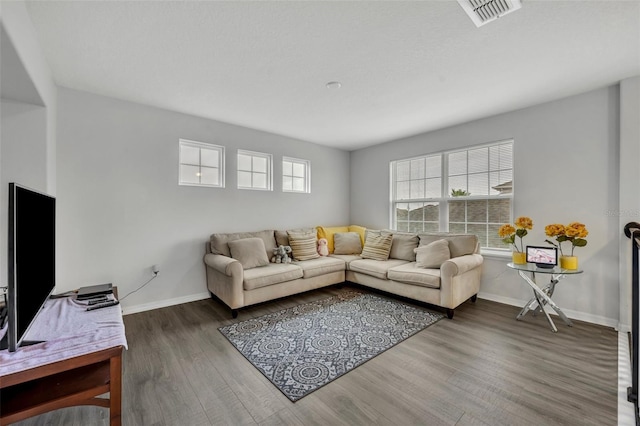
471 294 478 303
231 309 238 319
446 309 454 319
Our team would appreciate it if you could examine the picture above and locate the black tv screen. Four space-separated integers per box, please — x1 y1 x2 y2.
3 183 56 352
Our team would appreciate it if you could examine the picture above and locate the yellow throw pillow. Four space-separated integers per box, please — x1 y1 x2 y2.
348 225 366 247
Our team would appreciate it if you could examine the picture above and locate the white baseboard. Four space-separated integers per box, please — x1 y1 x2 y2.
122 292 211 315
618 331 636 426
477 292 618 328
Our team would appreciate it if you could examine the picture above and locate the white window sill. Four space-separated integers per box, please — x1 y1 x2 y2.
480 248 512 260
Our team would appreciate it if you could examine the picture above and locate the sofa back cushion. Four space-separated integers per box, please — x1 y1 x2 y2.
360 231 393 261
228 238 270 269
385 231 419 261
210 229 276 260
418 233 479 258
287 231 320 261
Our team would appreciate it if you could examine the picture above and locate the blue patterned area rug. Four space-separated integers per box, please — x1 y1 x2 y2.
218 289 444 401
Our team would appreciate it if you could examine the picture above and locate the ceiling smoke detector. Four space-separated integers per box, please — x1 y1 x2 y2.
457 0 522 27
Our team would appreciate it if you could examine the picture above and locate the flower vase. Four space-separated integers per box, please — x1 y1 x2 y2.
512 252 526 265
560 256 578 270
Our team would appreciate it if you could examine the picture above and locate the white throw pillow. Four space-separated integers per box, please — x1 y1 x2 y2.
414 239 450 269
287 231 320 261
228 238 270 269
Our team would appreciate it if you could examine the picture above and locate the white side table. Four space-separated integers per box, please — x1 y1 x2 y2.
507 262 583 332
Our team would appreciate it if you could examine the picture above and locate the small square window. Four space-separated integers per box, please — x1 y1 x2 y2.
179 139 225 188
237 150 273 191
282 157 310 193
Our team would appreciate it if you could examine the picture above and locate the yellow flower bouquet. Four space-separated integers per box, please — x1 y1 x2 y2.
544 222 588 256
498 216 533 253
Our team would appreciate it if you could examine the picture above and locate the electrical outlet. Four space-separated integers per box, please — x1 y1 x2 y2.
152 264 160 275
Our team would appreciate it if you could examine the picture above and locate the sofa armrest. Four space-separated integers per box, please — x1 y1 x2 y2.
203 254 244 309
204 253 242 277
439 254 483 310
441 254 483 277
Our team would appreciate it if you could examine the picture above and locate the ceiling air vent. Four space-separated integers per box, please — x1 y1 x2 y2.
457 0 522 27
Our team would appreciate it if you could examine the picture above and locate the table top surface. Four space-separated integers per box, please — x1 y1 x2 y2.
507 262 583 274
0 294 127 377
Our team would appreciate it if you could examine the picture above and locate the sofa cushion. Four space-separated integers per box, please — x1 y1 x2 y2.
275 228 315 247
287 231 320 261
228 238 270 270
360 231 393 261
296 256 346 279
349 258 409 280
387 263 441 289
415 239 450 269
387 231 419 261
334 232 363 255
418 233 479 258
243 263 304 290
211 229 276 260
329 254 362 270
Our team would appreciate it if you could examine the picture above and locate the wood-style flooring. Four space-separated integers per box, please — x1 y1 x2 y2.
13 284 618 425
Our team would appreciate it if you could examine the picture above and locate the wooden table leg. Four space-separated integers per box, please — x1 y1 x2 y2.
109 351 122 426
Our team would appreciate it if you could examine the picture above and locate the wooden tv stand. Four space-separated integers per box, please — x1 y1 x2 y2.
0 289 125 425
0 345 123 425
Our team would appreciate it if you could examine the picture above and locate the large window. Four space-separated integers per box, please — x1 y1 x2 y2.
391 140 513 249
179 139 225 187
237 150 272 191
282 157 310 193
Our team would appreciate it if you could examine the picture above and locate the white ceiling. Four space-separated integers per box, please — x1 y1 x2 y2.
25 1 640 151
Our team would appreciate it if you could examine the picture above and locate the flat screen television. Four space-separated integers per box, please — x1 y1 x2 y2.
526 245 557 269
0 183 56 352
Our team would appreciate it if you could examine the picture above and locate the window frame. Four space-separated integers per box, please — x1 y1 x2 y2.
390 139 514 251
237 149 273 191
178 139 225 188
282 156 311 194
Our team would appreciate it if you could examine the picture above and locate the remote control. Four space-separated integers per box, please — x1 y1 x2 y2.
86 300 119 311
88 297 108 305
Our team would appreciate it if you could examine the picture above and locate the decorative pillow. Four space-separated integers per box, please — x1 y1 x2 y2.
333 232 363 255
414 239 450 269
316 226 349 254
210 229 275 259
360 232 393 261
287 231 320 261
275 228 315 247
386 231 419 261
227 238 270 270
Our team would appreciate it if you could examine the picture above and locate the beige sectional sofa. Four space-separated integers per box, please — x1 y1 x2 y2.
204 227 483 319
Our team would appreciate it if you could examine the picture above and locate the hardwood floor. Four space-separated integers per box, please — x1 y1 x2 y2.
14 284 617 426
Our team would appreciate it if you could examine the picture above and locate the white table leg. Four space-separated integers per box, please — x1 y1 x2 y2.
517 270 573 331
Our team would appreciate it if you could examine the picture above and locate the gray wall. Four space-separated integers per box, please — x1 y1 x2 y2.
56 88 351 312
350 86 622 326
0 2 57 289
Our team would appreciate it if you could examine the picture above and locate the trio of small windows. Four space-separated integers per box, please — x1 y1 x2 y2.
178 139 310 193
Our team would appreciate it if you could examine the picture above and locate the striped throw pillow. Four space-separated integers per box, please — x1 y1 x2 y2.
287 231 320 261
360 232 393 261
